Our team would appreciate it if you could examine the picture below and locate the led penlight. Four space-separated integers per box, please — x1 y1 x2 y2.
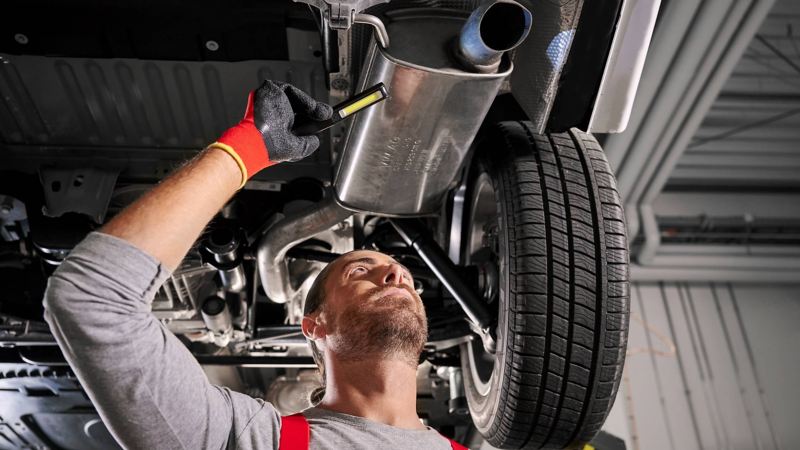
293 83 388 136
339 90 386 118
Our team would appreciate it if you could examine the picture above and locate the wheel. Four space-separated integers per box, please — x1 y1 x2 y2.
460 122 629 449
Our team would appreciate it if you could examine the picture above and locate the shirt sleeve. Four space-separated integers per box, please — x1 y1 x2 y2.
43 232 281 449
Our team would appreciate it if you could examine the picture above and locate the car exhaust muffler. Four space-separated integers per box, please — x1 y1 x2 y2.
334 1 531 216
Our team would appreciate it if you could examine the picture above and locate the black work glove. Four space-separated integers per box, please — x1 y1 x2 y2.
210 81 333 187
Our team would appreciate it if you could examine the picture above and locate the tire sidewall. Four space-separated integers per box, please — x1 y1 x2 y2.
460 153 510 438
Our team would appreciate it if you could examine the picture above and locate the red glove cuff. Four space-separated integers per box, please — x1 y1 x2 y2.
209 92 276 188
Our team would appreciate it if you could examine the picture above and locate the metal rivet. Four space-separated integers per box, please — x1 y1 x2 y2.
331 78 349 90
205 40 219 51
14 33 29 45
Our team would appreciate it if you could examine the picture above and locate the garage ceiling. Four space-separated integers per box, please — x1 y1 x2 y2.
670 0 800 191
601 0 800 282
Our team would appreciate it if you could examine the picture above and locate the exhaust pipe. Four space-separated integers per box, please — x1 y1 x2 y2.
257 197 351 304
333 2 532 216
456 1 533 73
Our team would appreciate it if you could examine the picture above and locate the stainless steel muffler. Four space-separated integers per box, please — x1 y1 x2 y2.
334 1 531 216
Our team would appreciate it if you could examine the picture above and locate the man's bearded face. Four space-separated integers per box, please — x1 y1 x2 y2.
321 250 427 367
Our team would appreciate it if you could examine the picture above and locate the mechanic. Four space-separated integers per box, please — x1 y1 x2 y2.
43 82 467 450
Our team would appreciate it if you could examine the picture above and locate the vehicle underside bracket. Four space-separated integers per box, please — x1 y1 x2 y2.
294 0 389 30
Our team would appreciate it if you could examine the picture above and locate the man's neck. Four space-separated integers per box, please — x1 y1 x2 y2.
317 357 425 430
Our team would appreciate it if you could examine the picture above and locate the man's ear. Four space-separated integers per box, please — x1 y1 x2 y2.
301 315 326 340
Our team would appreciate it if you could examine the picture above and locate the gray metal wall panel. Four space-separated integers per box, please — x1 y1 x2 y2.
692 285 759 447
733 285 799 447
661 283 723 449
714 286 777 449
641 284 701 450
626 284 675 449
614 282 794 450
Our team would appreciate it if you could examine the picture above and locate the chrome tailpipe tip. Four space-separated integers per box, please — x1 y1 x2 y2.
457 0 533 73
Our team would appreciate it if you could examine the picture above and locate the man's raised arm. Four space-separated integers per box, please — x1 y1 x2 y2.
43 81 332 448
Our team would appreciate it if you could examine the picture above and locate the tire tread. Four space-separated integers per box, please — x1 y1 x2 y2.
464 122 629 449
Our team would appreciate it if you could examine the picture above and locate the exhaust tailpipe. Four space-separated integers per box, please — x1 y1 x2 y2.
456 1 533 73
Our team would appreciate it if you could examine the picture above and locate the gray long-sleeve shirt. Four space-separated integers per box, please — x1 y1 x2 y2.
43 232 454 450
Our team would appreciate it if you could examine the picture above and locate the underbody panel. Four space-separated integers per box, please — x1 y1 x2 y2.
0 55 331 182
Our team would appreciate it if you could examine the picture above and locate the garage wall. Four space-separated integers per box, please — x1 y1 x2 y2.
611 282 799 450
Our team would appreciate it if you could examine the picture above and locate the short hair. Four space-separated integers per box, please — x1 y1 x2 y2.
304 260 337 404
304 261 334 316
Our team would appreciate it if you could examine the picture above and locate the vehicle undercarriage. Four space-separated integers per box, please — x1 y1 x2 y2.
0 0 651 447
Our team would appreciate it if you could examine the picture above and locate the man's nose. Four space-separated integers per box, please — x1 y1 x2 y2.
382 264 406 285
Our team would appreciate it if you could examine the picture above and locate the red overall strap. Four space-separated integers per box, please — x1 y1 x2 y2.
281 413 468 450
279 414 310 450
447 437 469 450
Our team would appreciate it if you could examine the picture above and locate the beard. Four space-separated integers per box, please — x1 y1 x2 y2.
327 285 428 368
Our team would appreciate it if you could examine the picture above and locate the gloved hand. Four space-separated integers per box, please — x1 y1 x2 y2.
209 81 333 187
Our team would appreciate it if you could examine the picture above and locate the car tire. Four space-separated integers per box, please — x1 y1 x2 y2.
460 121 629 449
